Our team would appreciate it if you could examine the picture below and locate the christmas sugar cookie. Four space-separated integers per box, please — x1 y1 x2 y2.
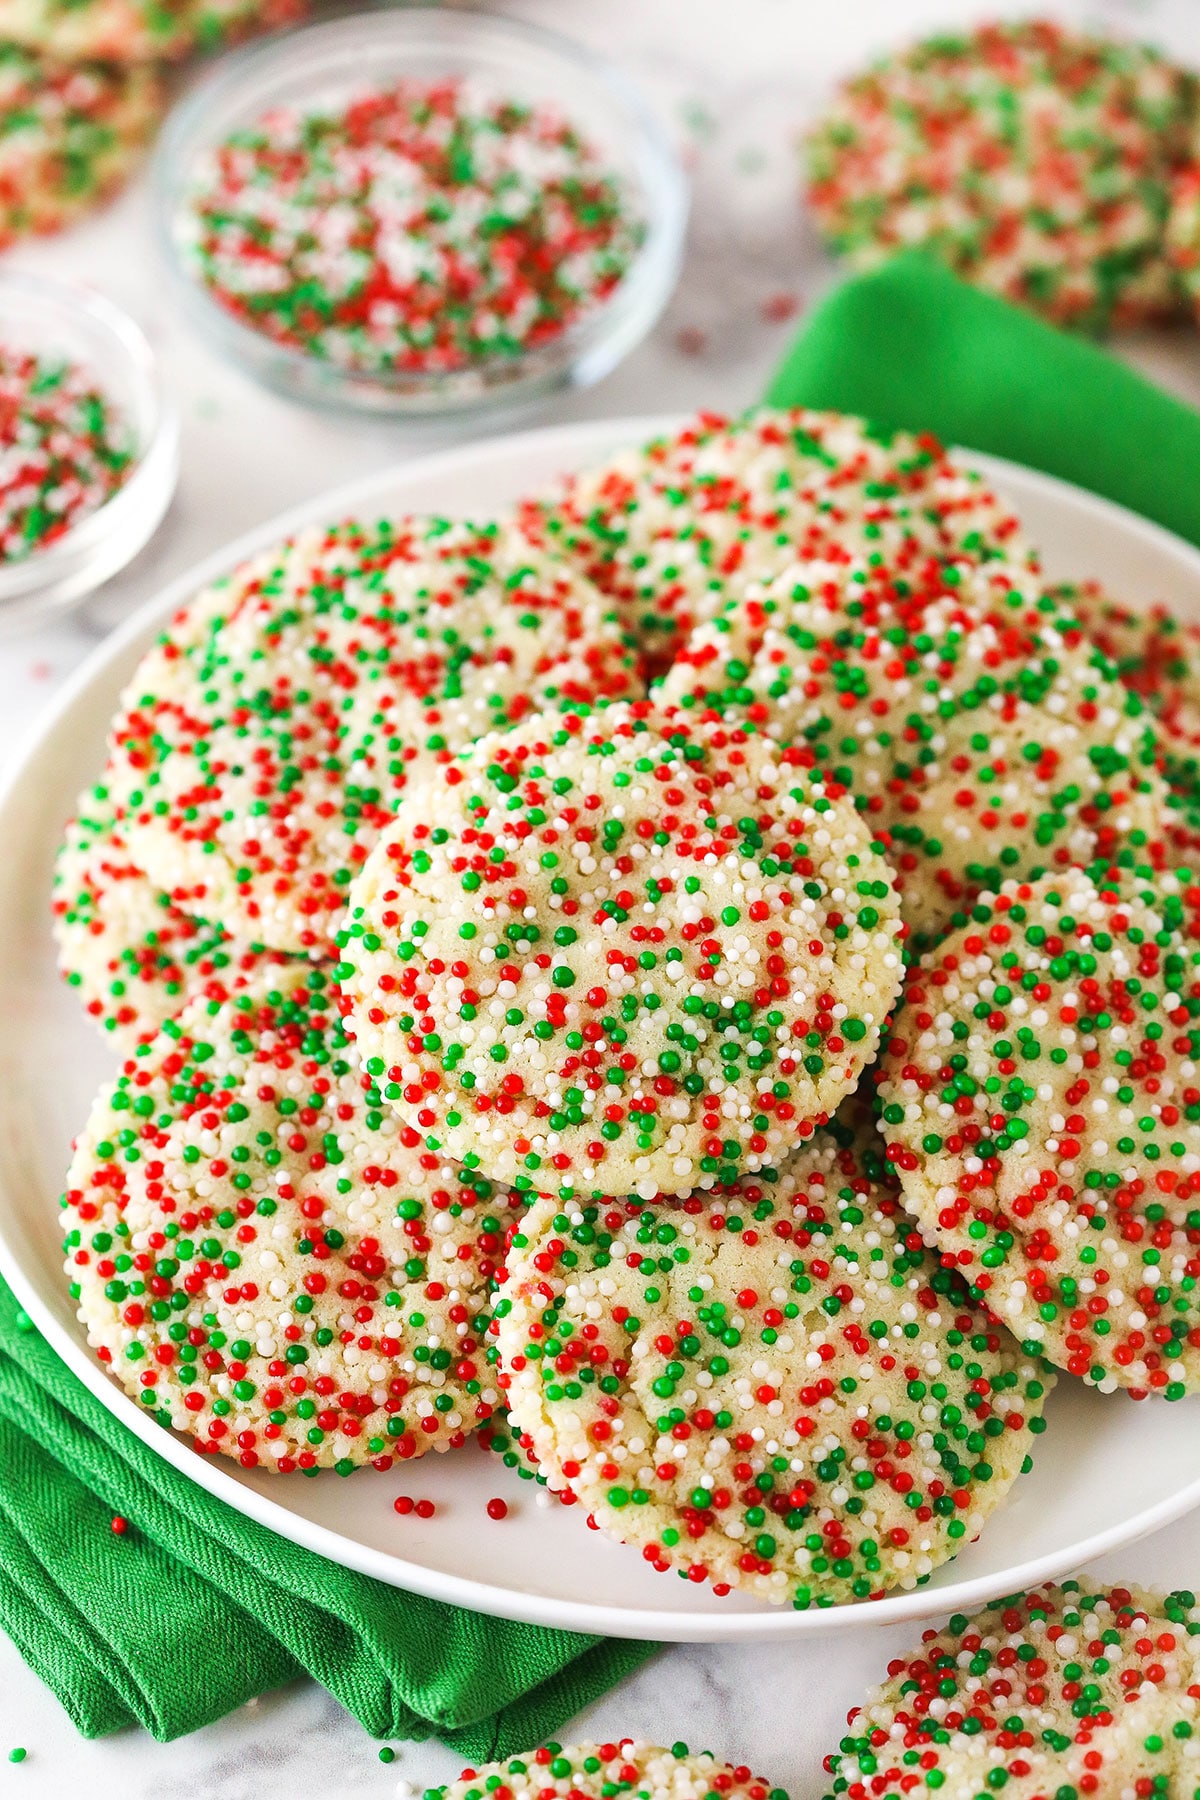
0 43 160 246
662 551 1166 943
63 964 521 1469
338 702 904 1200
431 1742 787 1800
878 862 1200 1397
1167 165 1200 324
115 517 637 956
1 0 304 63
492 1137 1051 1607
1058 576 1200 732
822 1577 1200 1800
520 409 1028 673
53 778 296 1049
805 21 1197 330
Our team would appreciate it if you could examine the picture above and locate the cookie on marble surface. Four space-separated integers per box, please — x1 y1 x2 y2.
0 0 304 62
805 20 1197 330
64 963 521 1470
430 1742 788 1800
822 1576 1200 1800
0 43 160 245
338 701 904 1200
492 1136 1052 1607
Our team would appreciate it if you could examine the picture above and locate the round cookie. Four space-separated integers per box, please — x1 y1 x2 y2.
1167 165 1200 323
519 408 1029 673
805 21 1197 331
1 0 304 62
661 550 1167 944
338 701 904 1200
53 777 296 1049
492 1137 1052 1607
0 43 160 246
63 963 522 1469
115 517 638 956
429 1743 787 1800
1056 577 1200 726
822 1577 1200 1800
877 862 1200 1397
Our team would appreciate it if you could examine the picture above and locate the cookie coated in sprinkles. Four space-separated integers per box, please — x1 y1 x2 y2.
492 1136 1051 1607
0 42 160 245
115 516 637 955
521 407 1028 673
338 701 905 1200
53 778 296 1049
662 550 1167 943
805 20 1199 330
64 963 522 1469
428 1741 788 1800
879 862 1200 1396
822 1577 1200 1800
0 0 305 61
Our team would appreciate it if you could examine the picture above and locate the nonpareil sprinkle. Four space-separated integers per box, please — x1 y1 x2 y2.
0 342 132 561
178 78 643 377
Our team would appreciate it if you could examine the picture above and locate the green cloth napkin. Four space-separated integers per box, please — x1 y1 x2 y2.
0 1277 656 1746
768 252 1200 550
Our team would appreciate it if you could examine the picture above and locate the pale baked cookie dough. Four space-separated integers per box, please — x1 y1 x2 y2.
878 863 1200 1397
662 552 1167 944
431 1743 787 1800
0 43 160 246
519 408 1029 673
114 517 638 956
53 778 294 1049
822 1577 1200 1800
805 20 1197 330
338 702 904 1200
0 0 304 62
1055 576 1200 730
63 964 521 1469
492 1136 1051 1607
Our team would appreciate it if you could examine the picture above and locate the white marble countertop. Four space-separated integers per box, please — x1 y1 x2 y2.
5 0 1200 1793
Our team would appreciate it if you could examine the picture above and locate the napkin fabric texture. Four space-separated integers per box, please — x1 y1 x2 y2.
0 1278 655 1747
768 251 1200 552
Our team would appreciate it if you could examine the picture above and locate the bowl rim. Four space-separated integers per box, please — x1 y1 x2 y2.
152 3 689 419
0 271 180 613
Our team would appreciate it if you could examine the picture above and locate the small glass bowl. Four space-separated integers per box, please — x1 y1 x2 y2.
154 6 688 420
0 274 179 630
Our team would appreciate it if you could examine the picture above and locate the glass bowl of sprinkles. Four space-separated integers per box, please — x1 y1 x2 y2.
0 272 178 628
155 5 687 418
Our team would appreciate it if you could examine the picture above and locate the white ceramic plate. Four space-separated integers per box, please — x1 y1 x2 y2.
4 416 1200 1645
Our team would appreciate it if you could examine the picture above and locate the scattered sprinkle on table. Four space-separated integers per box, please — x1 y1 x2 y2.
8 1748 27 1764
0 341 133 560
178 77 643 379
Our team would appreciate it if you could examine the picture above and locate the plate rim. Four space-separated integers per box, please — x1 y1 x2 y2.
7 413 1200 1643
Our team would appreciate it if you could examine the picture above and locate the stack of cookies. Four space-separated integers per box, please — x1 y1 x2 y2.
54 405 1200 1614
